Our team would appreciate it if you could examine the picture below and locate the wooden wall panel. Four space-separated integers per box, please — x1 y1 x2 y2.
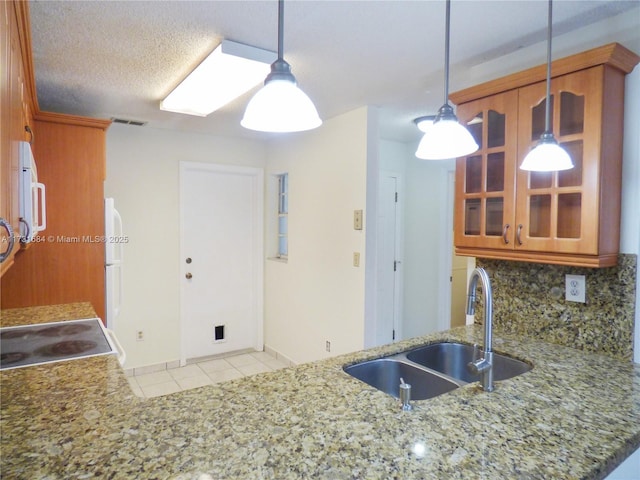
1 119 108 320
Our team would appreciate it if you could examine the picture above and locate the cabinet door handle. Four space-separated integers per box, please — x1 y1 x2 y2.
516 224 524 245
502 224 510 244
0 218 15 263
25 125 34 145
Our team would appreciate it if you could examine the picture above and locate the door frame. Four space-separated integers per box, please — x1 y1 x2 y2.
377 170 404 344
178 161 264 366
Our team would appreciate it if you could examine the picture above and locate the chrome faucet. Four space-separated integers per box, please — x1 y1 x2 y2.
465 267 494 392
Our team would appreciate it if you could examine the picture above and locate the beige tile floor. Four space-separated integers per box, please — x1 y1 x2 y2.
127 351 290 398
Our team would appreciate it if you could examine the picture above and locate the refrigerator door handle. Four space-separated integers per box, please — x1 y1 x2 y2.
113 207 124 264
115 264 123 320
105 264 123 331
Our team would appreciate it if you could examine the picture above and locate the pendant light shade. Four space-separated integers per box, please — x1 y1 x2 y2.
520 0 573 172
241 0 321 133
416 0 478 160
520 133 573 171
416 105 479 160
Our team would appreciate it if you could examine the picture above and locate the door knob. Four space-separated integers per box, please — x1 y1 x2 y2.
185 272 193 279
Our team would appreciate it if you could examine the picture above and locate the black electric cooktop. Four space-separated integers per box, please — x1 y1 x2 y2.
0 318 116 370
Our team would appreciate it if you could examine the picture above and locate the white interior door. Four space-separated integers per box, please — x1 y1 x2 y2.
180 162 263 362
375 171 402 345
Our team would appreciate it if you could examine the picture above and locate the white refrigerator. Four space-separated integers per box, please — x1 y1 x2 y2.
104 198 124 331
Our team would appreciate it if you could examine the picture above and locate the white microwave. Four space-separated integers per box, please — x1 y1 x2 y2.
19 141 46 243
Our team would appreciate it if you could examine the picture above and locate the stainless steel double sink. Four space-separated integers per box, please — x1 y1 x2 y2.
343 342 531 400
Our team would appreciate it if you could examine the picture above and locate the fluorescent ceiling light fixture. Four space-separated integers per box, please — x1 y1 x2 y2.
160 40 276 117
416 0 478 160
520 0 573 172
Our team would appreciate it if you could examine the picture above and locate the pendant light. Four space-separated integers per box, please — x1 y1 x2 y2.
241 0 321 133
415 0 478 160
413 115 436 133
520 0 573 171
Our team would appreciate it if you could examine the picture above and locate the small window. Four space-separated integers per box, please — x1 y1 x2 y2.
277 173 288 258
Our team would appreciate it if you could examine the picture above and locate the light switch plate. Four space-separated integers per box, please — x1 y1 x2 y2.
354 210 363 230
565 274 586 303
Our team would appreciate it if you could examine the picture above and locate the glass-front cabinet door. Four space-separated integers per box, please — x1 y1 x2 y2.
455 90 518 250
515 67 601 255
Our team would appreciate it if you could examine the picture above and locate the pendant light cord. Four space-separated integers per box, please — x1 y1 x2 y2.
443 0 451 104
278 0 284 61
544 0 552 133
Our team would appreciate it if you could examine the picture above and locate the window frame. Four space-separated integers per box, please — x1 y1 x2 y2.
276 173 288 259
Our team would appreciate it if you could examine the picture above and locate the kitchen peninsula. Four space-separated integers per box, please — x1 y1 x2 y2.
1 303 639 479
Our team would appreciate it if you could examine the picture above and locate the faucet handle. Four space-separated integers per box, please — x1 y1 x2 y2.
472 343 480 362
467 344 482 375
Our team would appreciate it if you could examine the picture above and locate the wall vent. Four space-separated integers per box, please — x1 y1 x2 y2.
111 117 147 126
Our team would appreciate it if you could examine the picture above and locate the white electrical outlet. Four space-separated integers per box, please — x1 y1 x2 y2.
565 274 586 303
326 341 331 352
136 330 144 341
353 252 360 267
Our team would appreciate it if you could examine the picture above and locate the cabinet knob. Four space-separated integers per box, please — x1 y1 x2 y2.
185 272 193 280
185 257 192 264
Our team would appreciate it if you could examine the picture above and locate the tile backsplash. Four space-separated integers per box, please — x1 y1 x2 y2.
475 254 637 361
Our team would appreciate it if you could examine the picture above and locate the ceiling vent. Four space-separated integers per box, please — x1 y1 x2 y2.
111 118 147 126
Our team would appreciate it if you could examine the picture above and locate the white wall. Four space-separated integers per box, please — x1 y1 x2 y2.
105 124 266 369
264 107 372 364
379 140 407 174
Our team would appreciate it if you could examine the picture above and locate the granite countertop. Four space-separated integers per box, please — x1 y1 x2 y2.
1 304 639 479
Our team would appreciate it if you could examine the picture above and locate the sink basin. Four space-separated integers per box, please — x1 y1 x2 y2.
406 342 531 383
344 358 459 400
344 341 531 400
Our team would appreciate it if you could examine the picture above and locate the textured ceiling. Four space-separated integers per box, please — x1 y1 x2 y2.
29 0 640 143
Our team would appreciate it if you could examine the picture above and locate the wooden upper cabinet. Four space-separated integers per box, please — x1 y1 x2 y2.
455 90 518 251
452 43 639 268
0 0 24 275
515 67 603 256
0 115 110 320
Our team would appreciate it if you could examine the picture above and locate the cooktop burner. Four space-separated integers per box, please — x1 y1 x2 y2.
0 352 30 365
37 323 93 337
36 340 98 357
0 318 116 370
